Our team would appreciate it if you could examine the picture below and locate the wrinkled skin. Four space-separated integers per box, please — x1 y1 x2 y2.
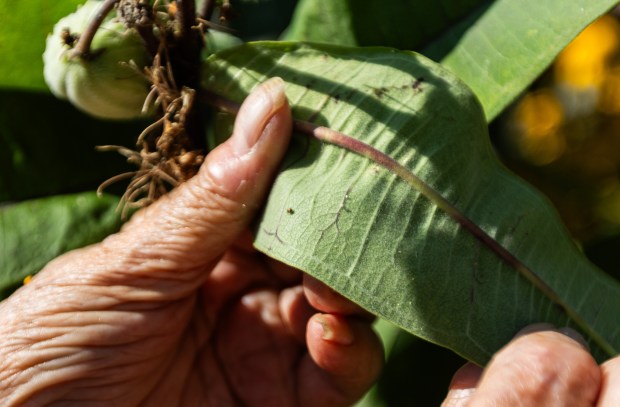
0 78 383 406
441 324 620 406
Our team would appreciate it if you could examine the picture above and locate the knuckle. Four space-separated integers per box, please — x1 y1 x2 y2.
494 331 600 404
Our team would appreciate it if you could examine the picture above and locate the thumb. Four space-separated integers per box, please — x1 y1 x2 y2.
441 363 481 407
100 77 291 276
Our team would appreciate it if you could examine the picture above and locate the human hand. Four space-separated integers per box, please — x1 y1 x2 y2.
441 323 620 406
0 78 383 406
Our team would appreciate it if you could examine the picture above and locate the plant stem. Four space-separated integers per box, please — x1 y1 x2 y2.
134 23 159 58
176 0 197 46
199 0 216 21
172 0 205 151
70 0 120 59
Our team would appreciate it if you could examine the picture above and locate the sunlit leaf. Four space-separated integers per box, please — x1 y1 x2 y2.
0 0 84 91
203 42 620 364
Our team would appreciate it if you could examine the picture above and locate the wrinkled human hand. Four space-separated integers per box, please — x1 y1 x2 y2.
442 323 620 406
0 78 383 406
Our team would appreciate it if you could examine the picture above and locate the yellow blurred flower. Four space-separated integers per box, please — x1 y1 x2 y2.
555 15 620 89
513 89 566 165
598 66 620 114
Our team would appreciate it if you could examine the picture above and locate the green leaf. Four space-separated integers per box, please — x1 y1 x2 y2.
227 0 299 40
0 90 148 202
0 192 122 300
282 0 359 46
0 0 85 91
435 0 618 121
284 0 485 50
203 42 620 364
284 0 618 121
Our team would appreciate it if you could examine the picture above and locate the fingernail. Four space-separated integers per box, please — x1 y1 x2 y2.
514 323 556 339
443 388 476 406
558 327 589 350
231 77 286 155
514 324 589 350
314 315 354 345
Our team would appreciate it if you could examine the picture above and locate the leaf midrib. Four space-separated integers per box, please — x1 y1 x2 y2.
204 87 616 356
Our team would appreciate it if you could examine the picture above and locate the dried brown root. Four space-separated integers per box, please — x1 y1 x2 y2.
97 1 205 218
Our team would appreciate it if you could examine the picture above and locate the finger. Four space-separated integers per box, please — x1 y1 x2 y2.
216 289 301 406
598 356 620 406
267 258 303 285
441 362 482 407
279 285 315 343
298 314 383 407
303 275 373 319
467 328 600 406
74 78 291 284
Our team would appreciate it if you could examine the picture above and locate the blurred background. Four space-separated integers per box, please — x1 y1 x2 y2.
496 8 620 257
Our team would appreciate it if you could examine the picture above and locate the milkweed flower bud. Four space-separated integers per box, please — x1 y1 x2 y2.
43 0 150 120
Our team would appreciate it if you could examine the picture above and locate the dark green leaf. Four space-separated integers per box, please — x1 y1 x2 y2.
226 0 299 40
0 192 122 300
0 90 147 202
285 0 618 121
284 0 484 50
203 42 620 364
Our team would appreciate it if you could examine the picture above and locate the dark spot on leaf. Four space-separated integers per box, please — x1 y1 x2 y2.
412 77 425 91
305 79 317 90
307 110 320 122
373 87 388 98
287 208 295 214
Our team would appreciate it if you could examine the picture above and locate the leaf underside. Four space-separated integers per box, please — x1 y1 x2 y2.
203 42 620 364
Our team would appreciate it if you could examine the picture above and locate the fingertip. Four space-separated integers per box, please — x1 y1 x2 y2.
441 363 481 407
309 314 355 346
449 362 483 390
441 388 476 407
279 286 313 343
299 314 383 406
600 357 620 406
515 324 589 350
303 275 372 318
206 77 292 199
230 76 288 156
